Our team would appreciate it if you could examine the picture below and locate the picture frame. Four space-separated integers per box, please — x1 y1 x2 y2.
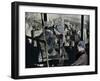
11 1 98 79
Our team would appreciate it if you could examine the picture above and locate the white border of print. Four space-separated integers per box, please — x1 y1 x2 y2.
19 5 95 76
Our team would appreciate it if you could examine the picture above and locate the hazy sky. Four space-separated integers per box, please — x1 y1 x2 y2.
25 12 89 24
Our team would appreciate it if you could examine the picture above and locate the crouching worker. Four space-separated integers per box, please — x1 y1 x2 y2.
71 41 88 66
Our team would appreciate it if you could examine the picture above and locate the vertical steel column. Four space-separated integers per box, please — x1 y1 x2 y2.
31 30 34 46
41 13 49 67
44 13 47 21
44 13 49 67
81 15 84 40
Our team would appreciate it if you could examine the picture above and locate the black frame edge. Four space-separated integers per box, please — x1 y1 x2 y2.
12 1 97 9
11 2 19 79
95 7 98 74
12 71 97 79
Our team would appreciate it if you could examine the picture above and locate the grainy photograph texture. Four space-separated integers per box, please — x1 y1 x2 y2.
25 12 90 68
